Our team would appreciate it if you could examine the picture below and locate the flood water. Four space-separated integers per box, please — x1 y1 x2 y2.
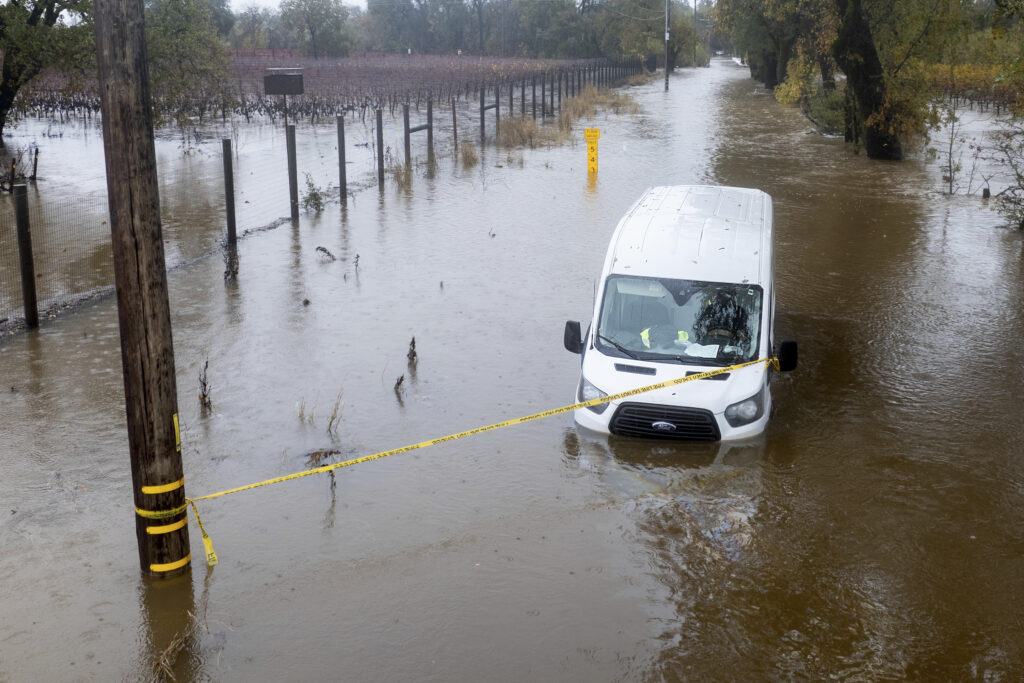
2 60 1024 681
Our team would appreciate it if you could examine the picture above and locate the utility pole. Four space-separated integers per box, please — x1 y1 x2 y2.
664 0 670 90
94 0 190 577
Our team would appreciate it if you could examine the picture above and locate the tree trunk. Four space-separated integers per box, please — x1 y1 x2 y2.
762 50 778 89
833 0 902 160
776 38 794 90
818 52 836 92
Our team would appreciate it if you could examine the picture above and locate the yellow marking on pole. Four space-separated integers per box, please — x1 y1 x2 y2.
173 413 181 454
135 503 189 520
141 477 184 495
146 518 187 535
190 358 773 505
150 554 190 573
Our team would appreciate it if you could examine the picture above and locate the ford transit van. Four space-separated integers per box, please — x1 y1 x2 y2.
564 185 797 441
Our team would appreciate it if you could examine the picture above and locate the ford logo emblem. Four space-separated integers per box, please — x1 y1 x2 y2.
651 421 676 432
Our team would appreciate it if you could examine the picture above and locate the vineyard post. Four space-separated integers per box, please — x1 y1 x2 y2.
494 84 500 135
222 139 236 246
13 185 39 329
286 124 298 220
451 98 458 148
531 76 536 120
549 72 554 114
540 71 546 117
557 72 562 111
31 148 39 181
337 115 346 205
508 81 513 117
403 103 411 166
375 109 384 189
520 80 525 116
479 84 485 142
427 98 433 158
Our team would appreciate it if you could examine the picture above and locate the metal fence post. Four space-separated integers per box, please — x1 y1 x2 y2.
222 139 236 246
286 124 298 220
13 185 38 329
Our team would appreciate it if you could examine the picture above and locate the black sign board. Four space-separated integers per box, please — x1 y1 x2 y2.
263 74 304 96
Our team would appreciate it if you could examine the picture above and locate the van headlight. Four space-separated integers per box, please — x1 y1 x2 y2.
578 377 610 414
724 387 765 427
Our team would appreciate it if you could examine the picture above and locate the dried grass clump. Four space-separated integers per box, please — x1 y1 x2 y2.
498 117 540 147
460 142 478 168
390 161 412 189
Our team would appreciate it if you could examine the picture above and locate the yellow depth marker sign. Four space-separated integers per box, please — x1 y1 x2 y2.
584 128 600 173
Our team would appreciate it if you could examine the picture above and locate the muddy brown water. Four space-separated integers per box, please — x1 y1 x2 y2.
2 60 1023 680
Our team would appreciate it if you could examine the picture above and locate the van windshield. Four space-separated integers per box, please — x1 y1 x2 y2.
595 275 763 366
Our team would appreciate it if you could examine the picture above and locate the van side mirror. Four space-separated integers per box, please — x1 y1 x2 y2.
564 320 583 354
777 340 797 372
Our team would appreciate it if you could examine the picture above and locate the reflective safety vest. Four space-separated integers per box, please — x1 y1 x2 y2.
641 328 689 348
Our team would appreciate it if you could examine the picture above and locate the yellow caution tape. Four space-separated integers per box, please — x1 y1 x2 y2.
188 500 219 566
190 357 776 504
141 477 184 495
182 357 778 566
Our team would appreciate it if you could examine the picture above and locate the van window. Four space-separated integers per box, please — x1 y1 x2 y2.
595 275 762 365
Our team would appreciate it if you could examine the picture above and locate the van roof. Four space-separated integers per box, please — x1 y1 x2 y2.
605 185 772 286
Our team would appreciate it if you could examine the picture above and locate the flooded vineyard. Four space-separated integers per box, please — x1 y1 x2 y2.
1 60 1023 681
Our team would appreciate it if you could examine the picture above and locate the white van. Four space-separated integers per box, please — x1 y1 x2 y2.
564 185 797 441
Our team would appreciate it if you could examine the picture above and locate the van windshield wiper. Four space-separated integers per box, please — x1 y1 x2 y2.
597 334 639 359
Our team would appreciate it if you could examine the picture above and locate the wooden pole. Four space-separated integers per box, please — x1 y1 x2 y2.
93 0 190 577
222 139 236 246
13 185 38 329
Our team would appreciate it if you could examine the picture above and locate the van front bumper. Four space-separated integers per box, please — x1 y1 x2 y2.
574 400 769 442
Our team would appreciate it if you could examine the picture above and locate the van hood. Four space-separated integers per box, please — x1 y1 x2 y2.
581 348 766 414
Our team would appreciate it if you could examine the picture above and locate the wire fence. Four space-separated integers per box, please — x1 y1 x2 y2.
1 60 641 330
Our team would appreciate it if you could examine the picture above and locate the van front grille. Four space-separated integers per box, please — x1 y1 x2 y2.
609 402 720 441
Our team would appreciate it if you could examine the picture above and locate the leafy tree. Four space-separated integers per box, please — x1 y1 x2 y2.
231 4 272 52
146 0 230 124
361 0 413 52
0 0 92 144
279 0 351 58
206 0 234 37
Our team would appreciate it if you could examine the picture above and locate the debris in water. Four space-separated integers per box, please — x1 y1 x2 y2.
316 246 336 261
407 337 417 363
198 360 212 410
